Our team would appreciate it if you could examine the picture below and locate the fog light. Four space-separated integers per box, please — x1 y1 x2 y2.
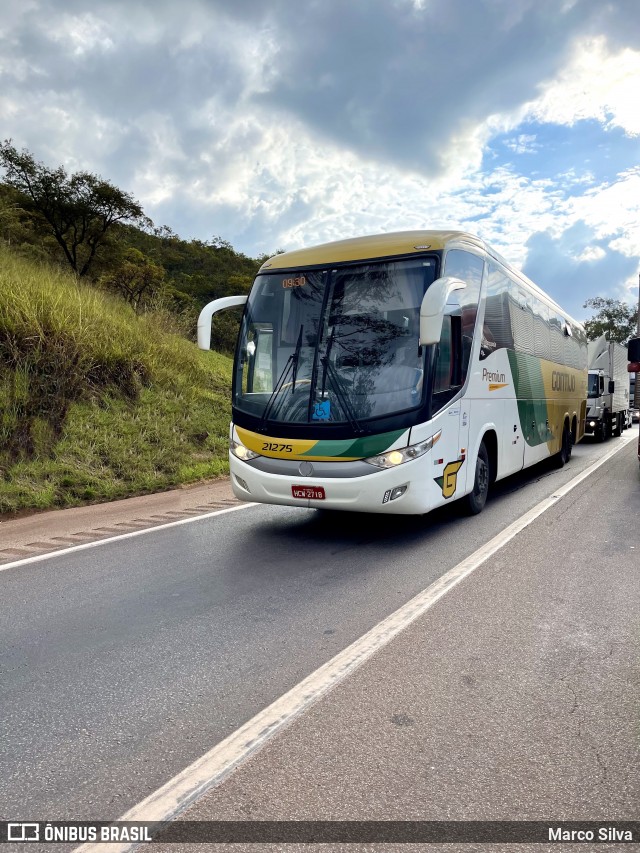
390 486 407 500
383 485 408 503
235 475 249 492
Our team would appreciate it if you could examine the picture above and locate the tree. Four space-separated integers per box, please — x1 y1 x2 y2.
583 297 638 344
0 140 151 277
100 248 165 312
0 184 27 245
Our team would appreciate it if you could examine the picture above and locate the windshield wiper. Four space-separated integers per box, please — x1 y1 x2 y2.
291 324 304 393
260 324 304 427
318 350 365 433
320 326 335 399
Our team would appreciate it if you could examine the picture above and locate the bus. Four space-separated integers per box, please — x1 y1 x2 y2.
198 230 588 515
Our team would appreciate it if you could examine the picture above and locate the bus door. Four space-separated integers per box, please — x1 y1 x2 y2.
430 305 467 503
439 247 484 498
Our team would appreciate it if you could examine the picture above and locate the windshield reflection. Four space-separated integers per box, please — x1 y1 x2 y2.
234 257 437 426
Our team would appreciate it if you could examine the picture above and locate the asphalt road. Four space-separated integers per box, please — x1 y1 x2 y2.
0 431 638 828
154 434 639 853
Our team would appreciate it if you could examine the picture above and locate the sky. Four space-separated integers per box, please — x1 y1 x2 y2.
1 0 640 321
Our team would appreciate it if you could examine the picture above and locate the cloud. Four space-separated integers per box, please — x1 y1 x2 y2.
523 221 638 321
253 0 593 175
4 0 638 188
0 0 639 319
523 35 640 136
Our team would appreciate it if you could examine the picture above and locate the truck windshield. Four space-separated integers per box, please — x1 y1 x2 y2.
234 257 438 425
587 373 600 398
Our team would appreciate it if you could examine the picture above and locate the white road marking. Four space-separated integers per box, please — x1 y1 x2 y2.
74 433 635 853
0 503 257 573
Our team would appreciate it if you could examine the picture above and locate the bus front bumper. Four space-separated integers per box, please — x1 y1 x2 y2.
229 454 434 515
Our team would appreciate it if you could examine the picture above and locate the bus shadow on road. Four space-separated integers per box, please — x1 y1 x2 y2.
247 445 597 558
248 497 479 556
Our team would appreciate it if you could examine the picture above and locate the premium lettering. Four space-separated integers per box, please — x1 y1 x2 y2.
482 368 506 383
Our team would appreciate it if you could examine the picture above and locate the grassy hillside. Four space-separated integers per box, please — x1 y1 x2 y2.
0 246 233 515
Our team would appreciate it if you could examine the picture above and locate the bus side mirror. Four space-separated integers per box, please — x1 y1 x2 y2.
197 295 248 350
419 276 466 345
628 337 640 362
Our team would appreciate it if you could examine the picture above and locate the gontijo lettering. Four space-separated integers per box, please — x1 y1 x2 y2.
551 370 576 392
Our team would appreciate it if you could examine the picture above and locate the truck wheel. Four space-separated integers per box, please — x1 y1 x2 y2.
465 442 490 515
601 412 610 441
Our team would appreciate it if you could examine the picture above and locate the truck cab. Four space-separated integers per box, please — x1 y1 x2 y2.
585 336 629 440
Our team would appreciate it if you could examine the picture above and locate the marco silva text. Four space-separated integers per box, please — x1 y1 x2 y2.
549 826 634 843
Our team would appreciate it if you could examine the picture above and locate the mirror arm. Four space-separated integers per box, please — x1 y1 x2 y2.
419 276 467 346
197 295 248 350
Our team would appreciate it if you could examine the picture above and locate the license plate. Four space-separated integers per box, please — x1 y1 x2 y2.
292 485 325 500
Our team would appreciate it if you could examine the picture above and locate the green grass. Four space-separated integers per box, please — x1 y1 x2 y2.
0 245 233 514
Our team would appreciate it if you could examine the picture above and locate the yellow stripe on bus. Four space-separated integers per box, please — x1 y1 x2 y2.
235 426 361 461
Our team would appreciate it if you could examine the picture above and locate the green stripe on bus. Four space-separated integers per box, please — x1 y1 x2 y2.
302 429 406 459
507 350 553 446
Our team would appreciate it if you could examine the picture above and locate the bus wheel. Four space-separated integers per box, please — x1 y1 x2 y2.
465 443 490 515
555 423 571 468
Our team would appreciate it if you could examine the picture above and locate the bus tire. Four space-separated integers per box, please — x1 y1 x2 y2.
555 423 571 468
465 442 490 515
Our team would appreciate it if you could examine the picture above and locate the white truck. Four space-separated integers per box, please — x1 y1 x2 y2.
585 335 629 440
628 337 640 468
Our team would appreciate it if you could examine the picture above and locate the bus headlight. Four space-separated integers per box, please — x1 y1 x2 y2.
230 439 260 461
364 430 441 469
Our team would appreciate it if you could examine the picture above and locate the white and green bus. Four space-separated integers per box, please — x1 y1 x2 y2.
198 230 588 515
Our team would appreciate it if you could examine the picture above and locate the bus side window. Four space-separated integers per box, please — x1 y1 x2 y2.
480 263 518 361
443 249 483 380
533 299 551 360
432 312 462 408
433 316 452 394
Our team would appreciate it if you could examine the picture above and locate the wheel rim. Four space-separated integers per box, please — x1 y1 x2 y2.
476 459 489 496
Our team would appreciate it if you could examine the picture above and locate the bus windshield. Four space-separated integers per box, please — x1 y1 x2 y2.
234 257 438 425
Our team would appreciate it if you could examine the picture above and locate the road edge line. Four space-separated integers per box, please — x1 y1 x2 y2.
0 503 257 573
